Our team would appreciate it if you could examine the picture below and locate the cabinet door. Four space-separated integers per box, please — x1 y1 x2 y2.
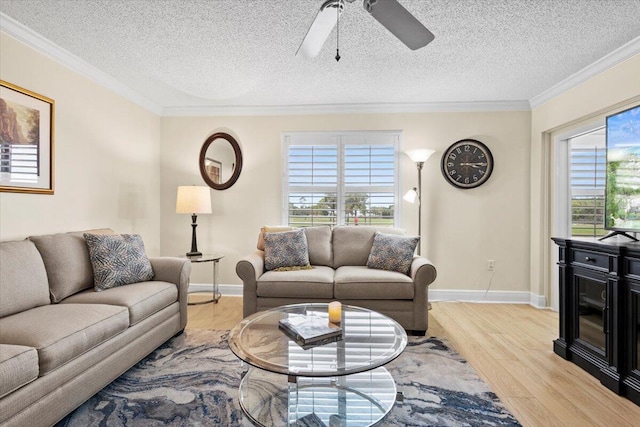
625 281 640 405
634 289 640 374
573 269 608 358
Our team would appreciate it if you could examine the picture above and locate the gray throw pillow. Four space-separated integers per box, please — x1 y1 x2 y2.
84 233 154 291
367 232 419 274
264 229 311 271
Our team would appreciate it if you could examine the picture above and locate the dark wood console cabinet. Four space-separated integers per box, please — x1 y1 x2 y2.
553 238 640 405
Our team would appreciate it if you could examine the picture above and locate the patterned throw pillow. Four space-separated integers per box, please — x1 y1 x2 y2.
367 232 419 275
264 229 311 271
256 225 295 251
84 233 154 291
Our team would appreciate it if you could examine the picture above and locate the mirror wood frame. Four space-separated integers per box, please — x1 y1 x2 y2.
199 132 243 190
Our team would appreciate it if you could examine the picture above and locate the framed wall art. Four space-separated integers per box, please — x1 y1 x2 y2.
205 157 222 184
0 80 55 194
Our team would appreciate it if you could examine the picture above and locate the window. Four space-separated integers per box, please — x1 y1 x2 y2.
283 132 400 227
0 143 39 185
568 128 606 237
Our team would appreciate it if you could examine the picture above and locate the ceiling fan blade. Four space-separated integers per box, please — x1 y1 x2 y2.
364 0 434 50
297 0 345 58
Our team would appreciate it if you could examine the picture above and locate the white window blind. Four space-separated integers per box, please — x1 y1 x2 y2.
569 129 606 237
283 132 399 227
0 143 39 184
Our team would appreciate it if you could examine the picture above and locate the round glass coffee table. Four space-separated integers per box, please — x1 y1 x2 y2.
228 303 407 427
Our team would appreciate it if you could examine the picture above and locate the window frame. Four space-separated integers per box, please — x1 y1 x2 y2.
553 121 605 238
282 131 402 227
568 129 606 237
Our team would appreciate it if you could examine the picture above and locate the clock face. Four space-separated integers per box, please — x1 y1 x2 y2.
441 139 494 189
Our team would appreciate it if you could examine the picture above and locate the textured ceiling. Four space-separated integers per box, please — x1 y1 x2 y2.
1 0 640 111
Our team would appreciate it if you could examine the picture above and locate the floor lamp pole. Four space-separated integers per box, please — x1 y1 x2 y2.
416 161 424 256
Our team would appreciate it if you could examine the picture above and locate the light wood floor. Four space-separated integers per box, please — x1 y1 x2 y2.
186 296 640 427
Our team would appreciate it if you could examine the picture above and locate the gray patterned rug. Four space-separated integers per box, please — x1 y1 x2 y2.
57 329 521 426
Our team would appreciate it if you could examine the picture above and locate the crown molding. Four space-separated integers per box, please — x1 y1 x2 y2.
530 35 640 109
162 100 531 117
0 13 163 115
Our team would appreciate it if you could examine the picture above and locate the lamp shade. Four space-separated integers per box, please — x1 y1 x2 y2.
176 186 212 214
403 188 418 203
406 149 435 163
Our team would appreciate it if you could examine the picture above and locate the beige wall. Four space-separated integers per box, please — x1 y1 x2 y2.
530 54 640 304
0 33 162 253
10 28 636 305
161 111 532 293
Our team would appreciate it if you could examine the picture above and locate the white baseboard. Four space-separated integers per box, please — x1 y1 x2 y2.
529 293 547 308
427 289 547 307
189 283 243 297
190 284 548 308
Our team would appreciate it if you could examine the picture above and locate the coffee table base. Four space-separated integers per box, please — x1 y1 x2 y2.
239 367 397 427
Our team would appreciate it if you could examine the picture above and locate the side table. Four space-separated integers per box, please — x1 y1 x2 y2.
184 254 224 305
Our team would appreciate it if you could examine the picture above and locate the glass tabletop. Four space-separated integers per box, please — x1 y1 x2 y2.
184 253 224 262
228 303 407 377
239 366 397 427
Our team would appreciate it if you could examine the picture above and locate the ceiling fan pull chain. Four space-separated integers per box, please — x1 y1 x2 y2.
335 0 341 61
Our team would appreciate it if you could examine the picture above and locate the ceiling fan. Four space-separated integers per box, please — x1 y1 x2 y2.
296 0 435 59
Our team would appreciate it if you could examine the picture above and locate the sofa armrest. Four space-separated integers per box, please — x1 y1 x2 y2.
410 256 437 287
409 256 437 332
236 251 265 318
149 257 192 330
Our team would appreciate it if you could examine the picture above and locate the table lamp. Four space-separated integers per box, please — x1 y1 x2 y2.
176 186 212 257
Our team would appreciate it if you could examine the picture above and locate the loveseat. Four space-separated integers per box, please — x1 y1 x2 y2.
0 229 191 427
236 225 437 334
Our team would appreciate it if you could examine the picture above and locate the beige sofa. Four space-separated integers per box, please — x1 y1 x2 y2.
0 230 191 427
236 225 437 334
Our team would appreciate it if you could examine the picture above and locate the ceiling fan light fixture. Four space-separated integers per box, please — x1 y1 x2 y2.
296 0 345 58
364 0 435 50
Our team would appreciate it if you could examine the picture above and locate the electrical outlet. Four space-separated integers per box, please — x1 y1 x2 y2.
488 260 495 271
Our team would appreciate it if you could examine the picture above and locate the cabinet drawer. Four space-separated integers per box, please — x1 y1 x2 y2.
572 249 609 270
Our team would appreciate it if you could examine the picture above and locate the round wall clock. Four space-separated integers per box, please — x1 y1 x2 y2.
441 139 494 189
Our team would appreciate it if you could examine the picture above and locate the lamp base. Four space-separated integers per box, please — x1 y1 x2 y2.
187 214 202 258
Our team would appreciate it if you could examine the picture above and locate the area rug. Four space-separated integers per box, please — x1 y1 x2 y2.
56 329 521 426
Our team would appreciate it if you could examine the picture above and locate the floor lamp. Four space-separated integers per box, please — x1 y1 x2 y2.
404 149 435 256
176 186 212 257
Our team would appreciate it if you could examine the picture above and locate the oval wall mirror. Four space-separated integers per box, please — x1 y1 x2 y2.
199 132 243 190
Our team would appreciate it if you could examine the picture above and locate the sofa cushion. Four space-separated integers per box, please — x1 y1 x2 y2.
84 233 154 291
257 266 335 299
304 226 333 267
0 304 129 375
0 344 39 398
332 226 405 268
334 266 414 300
28 229 114 302
60 281 178 325
367 232 419 274
0 240 50 318
264 229 311 271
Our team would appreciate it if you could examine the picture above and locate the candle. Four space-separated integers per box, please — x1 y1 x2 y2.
328 301 342 323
